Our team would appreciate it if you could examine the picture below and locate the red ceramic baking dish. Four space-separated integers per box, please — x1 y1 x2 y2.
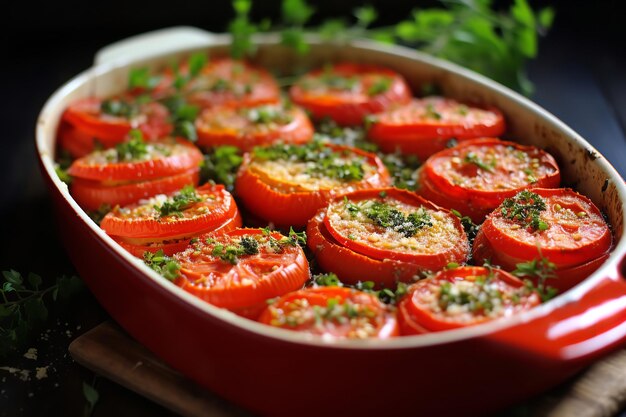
36 28 626 416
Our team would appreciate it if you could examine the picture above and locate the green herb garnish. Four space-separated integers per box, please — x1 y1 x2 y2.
200 146 243 192
157 185 202 218
212 236 260 264
100 99 139 118
144 250 181 281
512 257 558 302
115 129 148 161
362 201 432 237
381 153 421 191
253 141 365 182
500 190 548 231
464 151 496 172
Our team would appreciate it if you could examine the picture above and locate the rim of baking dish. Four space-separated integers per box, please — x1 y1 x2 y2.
36 34 626 350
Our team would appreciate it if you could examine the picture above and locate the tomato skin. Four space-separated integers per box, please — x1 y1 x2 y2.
475 188 611 269
368 97 505 159
100 183 240 239
71 168 200 211
234 144 391 227
113 209 243 258
62 97 172 144
174 228 310 318
398 266 540 334
68 138 203 182
258 286 399 339
417 138 561 223
289 63 412 126
322 188 469 268
307 209 423 288
473 188 612 292
158 58 281 109
196 104 314 151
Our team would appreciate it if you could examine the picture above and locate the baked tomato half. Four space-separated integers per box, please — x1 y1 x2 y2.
258 286 398 339
174 228 309 318
159 58 280 109
71 168 200 211
61 96 172 145
196 102 313 151
289 63 411 126
101 183 242 256
308 188 468 286
367 97 505 159
472 188 612 291
235 142 391 227
68 137 203 182
417 138 560 223
397 266 540 334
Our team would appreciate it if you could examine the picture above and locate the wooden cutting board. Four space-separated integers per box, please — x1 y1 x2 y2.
69 321 626 417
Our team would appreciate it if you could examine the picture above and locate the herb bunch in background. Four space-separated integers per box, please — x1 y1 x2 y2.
228 0 554 96
0 270 83 357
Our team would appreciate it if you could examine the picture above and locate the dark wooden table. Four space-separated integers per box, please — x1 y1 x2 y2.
1 5 625 416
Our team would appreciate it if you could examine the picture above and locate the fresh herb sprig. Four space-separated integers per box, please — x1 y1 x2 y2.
501 190 548 231
227 0 553 95
0 270 83 358
143 250 181 281
157 185 202 218
512 257 558 302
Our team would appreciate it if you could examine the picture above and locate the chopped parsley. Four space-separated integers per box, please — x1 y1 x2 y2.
144 250 181 281
360 201 432 237
464 151 496 172
200 146 243 192
157 185 202 218
115 130 148 161
425 103 442 120
262 227 307 251
312 272 343 287
160 95 200 142
500 190 548 231
245 105 293 125
100 99 139 118
438 275 503 314
212 236 260 264
253 141 365 182
450 209 479 244
367 76 392 96
381 153 421 191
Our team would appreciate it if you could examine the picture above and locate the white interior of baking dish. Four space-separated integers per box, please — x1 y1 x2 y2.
36 33 626 349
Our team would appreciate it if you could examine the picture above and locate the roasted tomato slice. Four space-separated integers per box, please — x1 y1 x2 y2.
258 286 398 339
289 63 411 126
398 266 540 334
472 188 612 290
196 102 313 151
158 58 281 108
307 208 423 288
112 208 242 258
368 97 505 159
68 137 203 182
174 228 309 318
101 183 241 239
62 97 172 144
71 168 200 211
323 188 469 268
417 138 560 223
235 142 391 227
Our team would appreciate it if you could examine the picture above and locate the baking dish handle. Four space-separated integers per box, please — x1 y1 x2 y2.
490 254 626 364
94 26 229 66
